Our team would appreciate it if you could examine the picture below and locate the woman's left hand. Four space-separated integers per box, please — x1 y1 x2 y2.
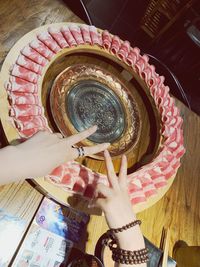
0 125 109 183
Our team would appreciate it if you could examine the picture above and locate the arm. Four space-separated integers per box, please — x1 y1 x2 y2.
90 150 147 267
0 126 109 185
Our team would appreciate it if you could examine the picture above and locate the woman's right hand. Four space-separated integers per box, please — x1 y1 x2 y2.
89 150 146 267
91 150 136 229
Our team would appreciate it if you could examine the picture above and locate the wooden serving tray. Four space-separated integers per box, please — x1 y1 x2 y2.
0 23 178 214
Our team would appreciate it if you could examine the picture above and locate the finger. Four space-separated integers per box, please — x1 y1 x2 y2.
118 154 128 188
69 143 110 159
104 150 120 190
84 143 110 156
64 125 97 145
95 183 112 198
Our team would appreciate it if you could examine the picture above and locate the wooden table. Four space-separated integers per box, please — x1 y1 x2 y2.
0 0 200 266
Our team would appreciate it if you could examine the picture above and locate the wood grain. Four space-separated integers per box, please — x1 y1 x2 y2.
162 228 170 267
85 101 200 267
138 102 200 255
0 0 82 70
0 181 43 220
0 181 43 264
0 1 199 267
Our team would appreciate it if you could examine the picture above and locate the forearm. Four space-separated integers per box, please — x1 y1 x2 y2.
0 145 25 184
95 151 148 267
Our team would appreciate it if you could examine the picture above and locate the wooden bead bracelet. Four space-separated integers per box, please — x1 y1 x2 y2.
104 220 149 265
107 219 142 234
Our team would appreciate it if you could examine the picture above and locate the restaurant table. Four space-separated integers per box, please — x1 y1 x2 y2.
0 0 200 266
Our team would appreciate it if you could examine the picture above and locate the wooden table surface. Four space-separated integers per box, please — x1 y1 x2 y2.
0 0 200 266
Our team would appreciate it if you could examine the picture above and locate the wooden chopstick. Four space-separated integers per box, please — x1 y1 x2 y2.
162 228 170 267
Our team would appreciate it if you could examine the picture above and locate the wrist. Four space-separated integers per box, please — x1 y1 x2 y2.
105 210 136 230
116 226 145 250
106 219 145 251
105 225 148 265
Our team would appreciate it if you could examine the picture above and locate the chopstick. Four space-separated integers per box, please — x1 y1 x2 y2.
161 228 170 267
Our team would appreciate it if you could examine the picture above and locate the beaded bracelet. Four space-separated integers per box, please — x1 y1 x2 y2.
108 219 141 234
104 220 149 265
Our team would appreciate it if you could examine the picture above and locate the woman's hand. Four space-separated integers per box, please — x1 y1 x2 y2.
90 150 146 264
0 126 109 184
92 150 136 229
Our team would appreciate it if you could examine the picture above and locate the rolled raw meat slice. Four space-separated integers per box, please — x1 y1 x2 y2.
69 24 84 44
46 164 77 191
165 129 183 150
117 40 130 60
161 95 174 110
172 144 185 159
160 164 177 180
155 86 170 107
143 184 157 197
11 65 39 84
166 115 183 130
29 39 55 60
150 75 165 99
9 104 42 118
102 30 112 50
21 46 49 66
152 175 167 189
37 31 61 53
14 115 47 131
16 54 42 75
141 64 156 86
6 78 38 93
131 194 147 205
60 25 77 47
89 25 101 46
72 177 87 195
8 91 39 105
162 107 179 125
48 26 70 48
129 180 147 205
146 167 167 185
70 165 95 197
135 54 149 75
126 47 140 66
98 32 103 46
80 24 92 44
110 35 121 54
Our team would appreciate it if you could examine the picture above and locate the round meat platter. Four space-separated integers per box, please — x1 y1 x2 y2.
0 23 185 213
